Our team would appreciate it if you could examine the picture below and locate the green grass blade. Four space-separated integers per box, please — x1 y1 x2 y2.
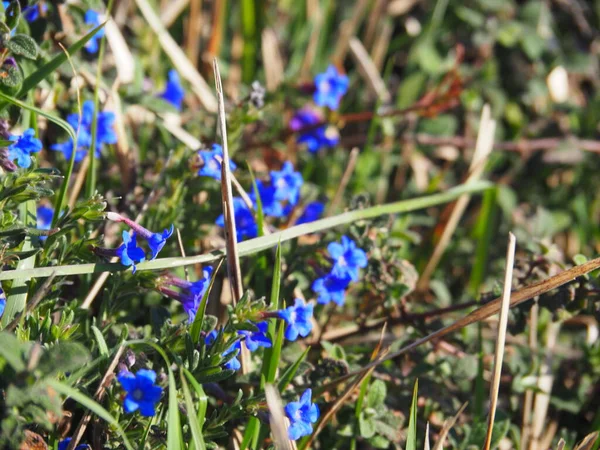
277 346 310 391
183 368 208 429
91 325 109 357
180 370 206 450
240 416 261 450
406 379 419 450
46 379 135 450
19 23 107 97
0 181 492 281
191 260 223 344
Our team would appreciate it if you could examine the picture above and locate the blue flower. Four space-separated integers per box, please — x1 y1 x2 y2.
115 230 146 273
84 10 105 54
23 3 47 22
270 161 303 206
285 389 319 440
276 298 314 341
205 330 241 371
52 100 117 162
289 109 339 153
58 438 88 450
0 286 5 320
117 369 163 417
313 65 349 110
216 197 257 242
328 235 367 282
160 70 185 110
37 205 54 241
146 225 174 260
312 273 352 306
197 143 237 181
239 322 272 352
164 267 213 321
7 128 42 169
251 180 285 218
296 201 325 225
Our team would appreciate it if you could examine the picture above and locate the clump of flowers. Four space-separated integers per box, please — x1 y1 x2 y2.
51 100 117 162
92 213 174 272
196 143 237 181
160 69 185 110
156 267 213 321
117 369 163 417
312 235 368 306
289 109 339 154
285 389 319 440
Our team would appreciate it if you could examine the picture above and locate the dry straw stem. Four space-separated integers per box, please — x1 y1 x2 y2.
134 0 217 112
104 18 134 84
331 0 370 65
349 37 391 103
265 384 296 450
159 0 189 27
262 28 284 92
424 422 431 450
418 104 496 290
520 301 538 450
318 255 600 391
483 232 516 450
66 345 125 450
432 402 468 450
299 3 323 79
327 147 359 215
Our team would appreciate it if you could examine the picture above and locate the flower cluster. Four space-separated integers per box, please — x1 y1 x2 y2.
157 267 213 321
290 65 348 153
196 143 237 181
6 128 42 169
312 236 367 306
52 100 117 162
160 69 185 111
285 389 319 440
92 212 174 272
117 369 163 417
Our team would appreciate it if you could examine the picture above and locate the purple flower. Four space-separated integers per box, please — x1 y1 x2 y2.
239 322 272 352
289 109 339 154
105 212 174 260
327 235 367 282
215 197 257 242
7 128 42 169
276 298 314 341
205 330 241 371
115 230 146 273
84 10 105 54
312 273 352 306
161 267 213 321
51 100 117 162
313 65 349 110
270 161 303 206
296 201 325 225
0 285 5 320
117 369 163 417
197 143 237 181
160 70 185 110
285 389 319 440
58 438 88 450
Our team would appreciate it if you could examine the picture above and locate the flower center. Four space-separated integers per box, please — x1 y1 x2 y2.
338 255 347 266
132 388 144 401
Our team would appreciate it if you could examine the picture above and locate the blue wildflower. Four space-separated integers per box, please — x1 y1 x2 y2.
117 369 163 417
285 389 319 440
37 205 54 242
205 330 241 371
23 3 47 22
160 70 185 110
58 438 88 450
313 65 349 110
160 267 213 321
296 201 325 225
105 212 174 260
251 180 285 218
7 128 42 169
84 10 105 54
239 322 272 352
215 197 257 242
197 143 237 181
312 273 352 306
289 109 339 153
328 235 367 282
52 100 117 162
276 298 314 341
115 231 146 273
0 285 5 320
270 161 303 206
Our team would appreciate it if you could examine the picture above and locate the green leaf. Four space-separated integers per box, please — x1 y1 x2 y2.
367 380 387 409
18 22 107 97
405 379 419 450
277 346 310 391
180 370 206 450
38 342 90 375
0 62 23 89
91 326 109 357
359 412 377 439
6 34 39 59
0 332 28 371
46 379 135 450
4 0 20 30
191 261 222 344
